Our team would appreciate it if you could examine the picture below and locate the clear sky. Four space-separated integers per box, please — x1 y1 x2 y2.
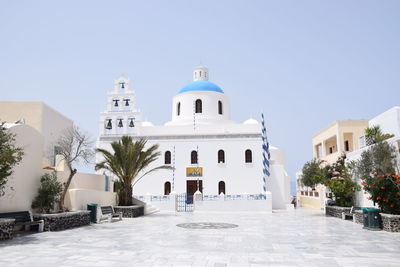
1 1 400 194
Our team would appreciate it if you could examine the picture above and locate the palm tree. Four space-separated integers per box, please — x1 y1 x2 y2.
365 125 394 145
95 136 172 206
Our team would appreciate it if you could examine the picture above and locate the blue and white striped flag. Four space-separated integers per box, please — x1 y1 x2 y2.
261 113 270 194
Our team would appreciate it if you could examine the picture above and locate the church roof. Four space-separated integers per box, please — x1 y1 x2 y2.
178 80 224 94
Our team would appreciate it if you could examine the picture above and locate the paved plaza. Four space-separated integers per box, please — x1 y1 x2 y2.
0 209 400 266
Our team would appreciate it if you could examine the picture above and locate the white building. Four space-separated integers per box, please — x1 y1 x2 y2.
96 66 291 209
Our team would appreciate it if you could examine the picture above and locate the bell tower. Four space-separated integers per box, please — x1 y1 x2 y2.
193 66 208 81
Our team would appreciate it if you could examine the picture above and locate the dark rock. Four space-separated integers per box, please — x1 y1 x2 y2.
380 213 400 232
325 206 351 218
0 218 15 240
114 206 144 218
33 211 90 231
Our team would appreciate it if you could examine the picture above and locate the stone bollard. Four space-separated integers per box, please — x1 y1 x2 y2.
194 190 203 202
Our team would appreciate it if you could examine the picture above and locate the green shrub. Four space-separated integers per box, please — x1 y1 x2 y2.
0 122 24 196
32 172 63 213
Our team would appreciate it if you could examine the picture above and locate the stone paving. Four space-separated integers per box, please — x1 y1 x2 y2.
0 209 400 266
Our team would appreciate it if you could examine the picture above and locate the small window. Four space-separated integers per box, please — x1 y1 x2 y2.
218 101 223 115
177 102 181 116
53 146 62 167
191 150 198 164
329 147 333 154
245 149 252 163
164 181 171 195
218 150 225 163
195 99 202 113
124 99 130 106
113 99 119 107
117 119 123 128
129 118 135 127
165 151 171 164
105 119 112 130
218 181 225 194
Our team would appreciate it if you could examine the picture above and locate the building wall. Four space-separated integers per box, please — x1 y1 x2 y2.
58 171 109 192
0 124 44 212
0 101 73 167
97 136 291 209
65 189 116 211
369 106 400 138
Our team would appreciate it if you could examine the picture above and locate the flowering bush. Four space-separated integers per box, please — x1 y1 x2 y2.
355 138 399 214
362 170 400 214
324 154 360 207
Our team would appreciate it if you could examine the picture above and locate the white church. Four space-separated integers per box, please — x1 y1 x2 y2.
96 66 291 209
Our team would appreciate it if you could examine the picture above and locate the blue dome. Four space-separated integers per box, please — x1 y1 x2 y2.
178 80 224 94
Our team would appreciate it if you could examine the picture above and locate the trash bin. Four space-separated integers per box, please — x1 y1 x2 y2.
87 203 98 223
362 208 381 230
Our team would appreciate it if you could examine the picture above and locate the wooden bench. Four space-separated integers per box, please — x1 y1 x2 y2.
99 206 122 223
0 211 44 232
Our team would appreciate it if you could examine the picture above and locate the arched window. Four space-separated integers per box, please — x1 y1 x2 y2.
245 149 252 163
218 101 223 115
195 99 202 113
218 181 225 194
165 151 171 164
117 119 123 128
177 102 181 116
191 150 198 164
218 149 225 163
129 118 135 127
113 99 119 107
105 119 112 130
164 181 171 195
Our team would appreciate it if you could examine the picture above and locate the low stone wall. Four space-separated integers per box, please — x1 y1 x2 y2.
33 211 90 231
353 210 363 225
0 219 15 240
325 206 352 218
114 206 144 218
380 213 400 232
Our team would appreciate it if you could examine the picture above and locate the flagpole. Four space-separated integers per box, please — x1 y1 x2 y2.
261 113 271 199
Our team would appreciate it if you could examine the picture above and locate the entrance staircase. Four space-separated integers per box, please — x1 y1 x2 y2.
132 197 160 215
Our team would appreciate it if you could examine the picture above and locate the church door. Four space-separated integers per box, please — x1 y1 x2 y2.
186 180 202 203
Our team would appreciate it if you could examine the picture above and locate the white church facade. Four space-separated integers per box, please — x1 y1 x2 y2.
96 66 291 209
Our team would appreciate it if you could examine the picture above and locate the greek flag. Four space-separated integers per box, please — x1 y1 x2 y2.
261 113 270 194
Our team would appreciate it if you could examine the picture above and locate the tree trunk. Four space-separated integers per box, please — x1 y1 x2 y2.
59 168 77 211
123 185 133 206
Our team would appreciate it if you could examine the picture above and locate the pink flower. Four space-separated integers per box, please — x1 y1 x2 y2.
333 171 340 175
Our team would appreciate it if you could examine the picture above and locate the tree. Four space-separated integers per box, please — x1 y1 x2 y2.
95 136 172 206
301 159 325 188
356 141 397 179
0 122 24 197
31 172 63 213
365 125 394 145
324 154 360 207
56 125 93 211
